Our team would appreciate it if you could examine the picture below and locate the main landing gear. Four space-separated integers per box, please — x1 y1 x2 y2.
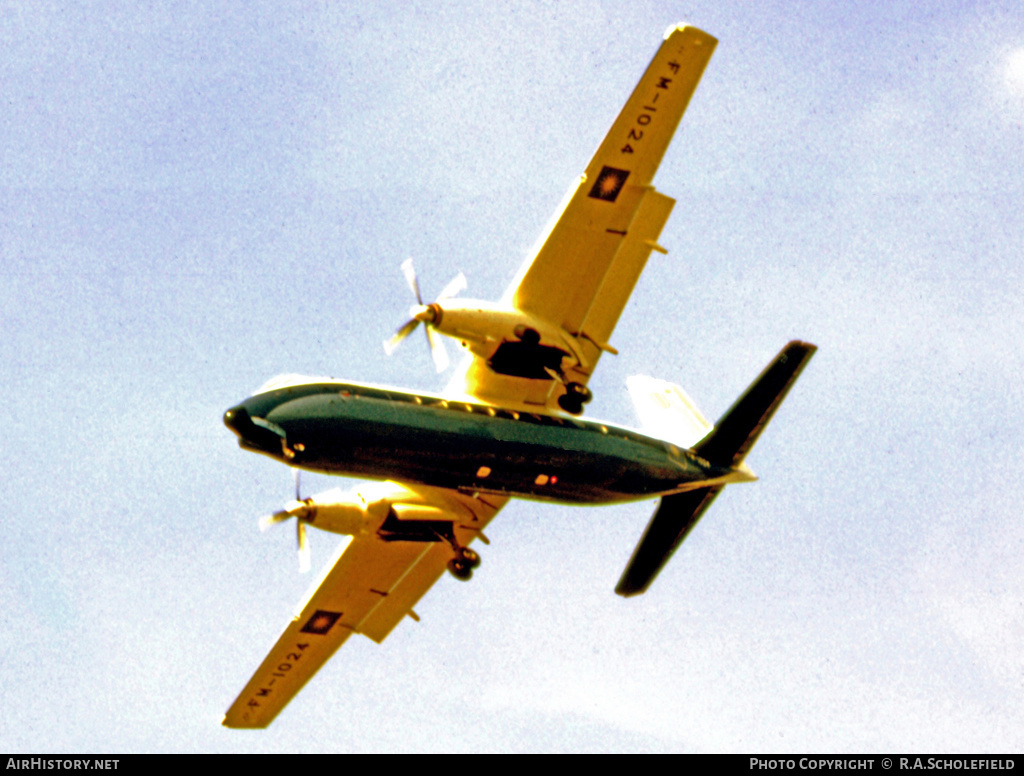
447 547 481 581
557 381 593 415
436 530 481 582
379 511 483 581
486 326 596 415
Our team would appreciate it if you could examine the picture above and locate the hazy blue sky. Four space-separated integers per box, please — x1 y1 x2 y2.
3 0 1023 753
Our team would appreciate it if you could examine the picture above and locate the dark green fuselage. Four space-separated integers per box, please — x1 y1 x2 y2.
224 380 729 504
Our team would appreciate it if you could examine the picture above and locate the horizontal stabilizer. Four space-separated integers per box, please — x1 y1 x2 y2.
694 340 817 467
615 341 816 597
615 486 722 597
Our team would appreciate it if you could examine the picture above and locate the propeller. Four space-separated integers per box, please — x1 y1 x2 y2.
383 258 466 372
258 469 313 573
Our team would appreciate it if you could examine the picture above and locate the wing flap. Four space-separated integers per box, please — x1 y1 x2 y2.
567 187 677 381
357 544 449 643
360 493 505 642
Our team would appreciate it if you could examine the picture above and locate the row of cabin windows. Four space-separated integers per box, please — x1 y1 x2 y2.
331 383 682 454
276 382 683 458
335 385 605 433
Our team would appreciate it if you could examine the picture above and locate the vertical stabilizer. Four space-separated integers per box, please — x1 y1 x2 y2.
627 375 713 449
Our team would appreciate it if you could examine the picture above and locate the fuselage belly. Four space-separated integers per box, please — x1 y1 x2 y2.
225 381 731 505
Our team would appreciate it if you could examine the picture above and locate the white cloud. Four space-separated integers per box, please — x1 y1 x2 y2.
1003 47 1024 97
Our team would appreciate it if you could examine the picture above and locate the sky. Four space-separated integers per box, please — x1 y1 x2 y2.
2 0 1023 754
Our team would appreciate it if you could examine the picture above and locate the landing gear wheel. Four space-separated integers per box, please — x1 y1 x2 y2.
557 381 593 415
558 393 584 414
459 547 481 568
447 558 474 581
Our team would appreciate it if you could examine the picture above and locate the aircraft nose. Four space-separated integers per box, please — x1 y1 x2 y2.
224 405 250 435
223 403 290 456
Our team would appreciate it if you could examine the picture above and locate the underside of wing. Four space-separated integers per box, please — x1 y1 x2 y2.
452 25 716 410
508 25 715 358
223 487 504 728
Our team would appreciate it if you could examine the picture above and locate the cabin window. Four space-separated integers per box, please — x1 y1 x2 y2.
476 466 491 478
534 474 549 486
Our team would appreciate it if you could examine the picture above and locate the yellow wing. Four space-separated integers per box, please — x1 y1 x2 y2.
456 25 716 408
223 487 504 728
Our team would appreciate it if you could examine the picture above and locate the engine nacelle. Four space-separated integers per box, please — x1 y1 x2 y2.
428 300 584 367
299 482 455 537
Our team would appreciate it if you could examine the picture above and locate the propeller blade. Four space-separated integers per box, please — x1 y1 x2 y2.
437 271 467 301
297 521 310 574
259 509 292 532
426 324 450 373
401 258 423 305
259 469 314 572
258 499 310 531
383 318 421 355
389 259 463 371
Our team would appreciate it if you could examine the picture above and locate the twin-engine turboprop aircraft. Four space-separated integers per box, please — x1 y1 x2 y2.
222 24 816 728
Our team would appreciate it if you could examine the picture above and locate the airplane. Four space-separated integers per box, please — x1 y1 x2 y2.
221 24 816 729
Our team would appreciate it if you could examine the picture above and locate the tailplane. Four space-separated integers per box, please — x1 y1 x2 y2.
615 341 816 597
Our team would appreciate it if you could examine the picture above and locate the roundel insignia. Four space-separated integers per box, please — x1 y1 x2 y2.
301 609 343 635
588 166 631 202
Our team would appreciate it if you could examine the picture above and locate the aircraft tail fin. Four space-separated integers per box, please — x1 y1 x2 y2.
627 375 713 449
615 341 816 597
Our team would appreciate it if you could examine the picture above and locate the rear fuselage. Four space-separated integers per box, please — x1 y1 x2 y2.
224 378 734 504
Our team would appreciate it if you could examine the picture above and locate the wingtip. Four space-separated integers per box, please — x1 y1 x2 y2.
663 23 718 45
789 339 818 353
614 582 645 598
781 340 819 366
222 716 269 730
